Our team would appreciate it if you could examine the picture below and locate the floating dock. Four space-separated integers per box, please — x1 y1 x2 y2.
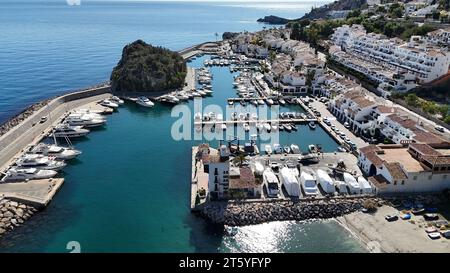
194 118 317 126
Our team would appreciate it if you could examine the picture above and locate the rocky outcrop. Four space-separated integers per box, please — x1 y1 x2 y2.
200 197 381 226
257 15 292 25
110 40 187 93
301 0 367 20
0 198 37 237
222 32 240 40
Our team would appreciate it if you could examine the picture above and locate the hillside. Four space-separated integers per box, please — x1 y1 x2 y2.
110 40 186 93
301 0 367 20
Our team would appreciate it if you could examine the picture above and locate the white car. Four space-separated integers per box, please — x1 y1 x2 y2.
344 122 350 129
435 126 445 133
331 125 336 131
323 119 331 126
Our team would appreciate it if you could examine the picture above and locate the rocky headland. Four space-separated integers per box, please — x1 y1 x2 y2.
110 40 187 93
199 197 382 226
257 15 292 25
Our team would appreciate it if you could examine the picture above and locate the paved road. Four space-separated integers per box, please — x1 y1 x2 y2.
310 99 368 149
0 94 111 173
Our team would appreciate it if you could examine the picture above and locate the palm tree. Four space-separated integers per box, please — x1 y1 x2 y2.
233 152 246 166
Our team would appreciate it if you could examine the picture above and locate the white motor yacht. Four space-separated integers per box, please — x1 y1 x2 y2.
221 124 227 131
65 114 106 128
279 99 286 105
273 143 283 154
316 169 336 194
110 96 124 105
290 144 300 154
243 123 250 132
357 176 372 194
263 168 280 198
344 172 361 194
266 98 274 105
30 143 81 160
257 99 265 105
264 144 272 155
263 123 271 132
15 154 66 171
100 99 119 109
300 172 319 196
1 167 58 182
136 96 155 107
280 167 300 197
53 124 90 138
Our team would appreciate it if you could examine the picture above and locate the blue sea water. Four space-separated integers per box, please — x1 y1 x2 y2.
0 1 366 253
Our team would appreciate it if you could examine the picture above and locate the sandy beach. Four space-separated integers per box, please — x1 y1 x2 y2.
337 205 450 253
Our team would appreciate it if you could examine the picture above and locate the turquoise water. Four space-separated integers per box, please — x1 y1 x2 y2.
0 1 366 253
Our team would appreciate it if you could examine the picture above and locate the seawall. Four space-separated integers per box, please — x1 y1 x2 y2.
198 197 382 226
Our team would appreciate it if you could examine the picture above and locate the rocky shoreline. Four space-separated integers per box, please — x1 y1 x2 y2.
0 198 37 237
0 99 51 137
199 197 382 226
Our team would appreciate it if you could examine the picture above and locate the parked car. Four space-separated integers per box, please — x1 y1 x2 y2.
40 116 48 123
385 215 398 222
323 119 331 126
442 230 450 239
330 125 336 131
424 213 439 221
344 122 350 129
428 232 441 240
435 126 445 133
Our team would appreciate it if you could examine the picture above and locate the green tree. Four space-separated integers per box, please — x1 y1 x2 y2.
405 93 419 107
290 22 301 40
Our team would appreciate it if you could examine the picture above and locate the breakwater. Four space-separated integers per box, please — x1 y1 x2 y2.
0 198 37 236
199 197 382 226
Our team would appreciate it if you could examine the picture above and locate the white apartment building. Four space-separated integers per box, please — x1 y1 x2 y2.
425 28 450 46
331 25 450 84
197 144 231 200
330 90 379 134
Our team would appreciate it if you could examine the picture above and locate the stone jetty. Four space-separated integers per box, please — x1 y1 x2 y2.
0 198 38 237
199 197 382 226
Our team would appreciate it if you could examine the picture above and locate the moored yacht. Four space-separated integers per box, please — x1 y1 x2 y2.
1 167 58 182
65 114 106 128
264 144 272 155
15 154 66 171
290 144 300 154
53 124 90 138
136 96 155 107
30 143 81 160
308 121 316 130
273 143 283 154
110 96 124 105
100 99 119 109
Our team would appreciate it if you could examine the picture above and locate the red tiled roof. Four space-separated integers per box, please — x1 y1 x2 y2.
229 167 259 189
368 175 389 189
376 105 393 114
384 162 408 180
409 143 442 156
387 114 417 129
412 130 450 147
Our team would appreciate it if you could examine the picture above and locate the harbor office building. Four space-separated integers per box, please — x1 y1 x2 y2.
196 144 262 200
358 143 450 194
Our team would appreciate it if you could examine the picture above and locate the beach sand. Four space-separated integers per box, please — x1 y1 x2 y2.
337 205 450 253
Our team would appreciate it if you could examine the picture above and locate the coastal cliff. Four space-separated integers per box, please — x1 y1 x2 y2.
301 0 367 20
110 40 187 93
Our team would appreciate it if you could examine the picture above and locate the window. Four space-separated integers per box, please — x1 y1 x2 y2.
394 180 397 185
401 180 405 185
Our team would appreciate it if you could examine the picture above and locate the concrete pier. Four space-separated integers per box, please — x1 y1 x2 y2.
0 178 64 208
